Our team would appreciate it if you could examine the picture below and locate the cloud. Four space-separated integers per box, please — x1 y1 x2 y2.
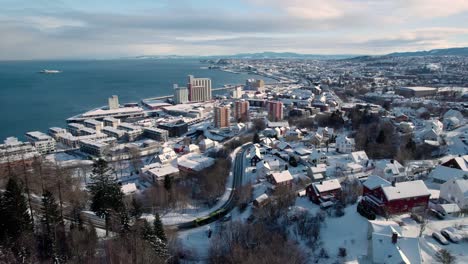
0 1 468 59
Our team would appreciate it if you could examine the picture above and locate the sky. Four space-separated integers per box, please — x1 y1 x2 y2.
1 0 468 60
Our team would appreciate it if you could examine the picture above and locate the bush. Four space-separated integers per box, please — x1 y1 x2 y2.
334 203 345 217
338 247 347 258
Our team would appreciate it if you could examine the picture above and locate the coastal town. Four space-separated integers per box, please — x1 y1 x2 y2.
1 54 467 263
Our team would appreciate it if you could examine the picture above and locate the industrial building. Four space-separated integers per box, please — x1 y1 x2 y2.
188 75 212 102
396 86 437 97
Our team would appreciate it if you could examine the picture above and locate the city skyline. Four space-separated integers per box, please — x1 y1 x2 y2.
2 0 468 60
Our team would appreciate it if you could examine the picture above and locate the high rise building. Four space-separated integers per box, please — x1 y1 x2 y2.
246 79 265 92
231 86 243 98
267 101 283 121
213 105 231 128
108 95 119 110
188 75 212 102
173 84 189 104
234 100 249 122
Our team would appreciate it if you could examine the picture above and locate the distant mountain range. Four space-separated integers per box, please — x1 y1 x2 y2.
387 47 468 57
127 52 358 60
128 47 468 61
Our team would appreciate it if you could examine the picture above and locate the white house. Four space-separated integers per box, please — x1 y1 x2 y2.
424 120 443 135
199 138 216 152
440 179 468 210
335 134 355 154
256 161 271 179
443 109 464 130
373 159 406 182
309 149 328 166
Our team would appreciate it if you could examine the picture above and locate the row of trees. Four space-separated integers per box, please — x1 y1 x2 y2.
0 158 173 263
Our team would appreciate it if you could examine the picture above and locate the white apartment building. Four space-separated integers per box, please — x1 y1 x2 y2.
173 84 189 104
25 131 56 154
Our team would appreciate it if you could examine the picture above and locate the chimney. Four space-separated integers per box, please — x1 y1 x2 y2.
391 232 398 244
392 181 396 187
390 159 394 164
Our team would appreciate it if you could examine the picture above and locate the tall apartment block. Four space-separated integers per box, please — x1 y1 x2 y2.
173 84 189 104
108 95 119 110
188 75 212 102
234 100 249 122
267 101 283 122
214 105 231 128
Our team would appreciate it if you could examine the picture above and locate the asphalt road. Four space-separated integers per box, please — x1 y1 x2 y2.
173 143 251 230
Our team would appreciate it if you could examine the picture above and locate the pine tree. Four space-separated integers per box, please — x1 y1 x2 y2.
153 213 166 242
130 196 143 220
41 190 62 236
376 130 385 144
0 178 32 243
253 133 261 144
140 219 168 259
40 190 63 260
88 159 125 236
163 175 172 192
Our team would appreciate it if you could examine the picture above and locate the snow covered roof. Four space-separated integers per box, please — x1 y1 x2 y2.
369 220 403 237
382 180 430 201
437 203 461 214
313 179 341 193
271 170 293 184
255 193 269 203
363 175 391 190
371 233 421 264
429 165 468 182
350 151 369 163
121 183 137 195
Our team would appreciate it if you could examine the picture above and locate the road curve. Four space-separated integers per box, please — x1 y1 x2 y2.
172 143 252 230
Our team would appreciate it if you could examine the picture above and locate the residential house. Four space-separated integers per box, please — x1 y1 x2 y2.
373 159 406 182
249 146 263 166
269 170 293 187
443 109 464 130
429 165 468 183
309 149 328 166
306 179 342 203
360 176 430 216
335 134 355 154
440 179 468 210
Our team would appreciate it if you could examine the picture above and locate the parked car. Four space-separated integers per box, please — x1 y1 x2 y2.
442 228 463 240
432 232 449 245
429 209 445 220
441 229 461 243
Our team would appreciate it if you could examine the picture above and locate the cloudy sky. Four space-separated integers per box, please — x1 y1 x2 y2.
2 0 468 59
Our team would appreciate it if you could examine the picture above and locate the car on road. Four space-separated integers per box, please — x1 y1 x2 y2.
441 229 461 243
221 213 232 222
432 232 449 245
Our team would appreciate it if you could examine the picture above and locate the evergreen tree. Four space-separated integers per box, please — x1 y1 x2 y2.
0 178 32 243
253 133 261 144
88 159 125 236
376 130 385 144
140 219 168 259
153 213 166 242
40 190 63 260
163 175 172 192
130 196 143 219
41 190 62 236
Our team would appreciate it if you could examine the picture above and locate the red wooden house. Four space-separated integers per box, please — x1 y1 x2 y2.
306 179 342 204
360 175 430 216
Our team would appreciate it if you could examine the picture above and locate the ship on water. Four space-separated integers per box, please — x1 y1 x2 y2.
39 69 62 74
